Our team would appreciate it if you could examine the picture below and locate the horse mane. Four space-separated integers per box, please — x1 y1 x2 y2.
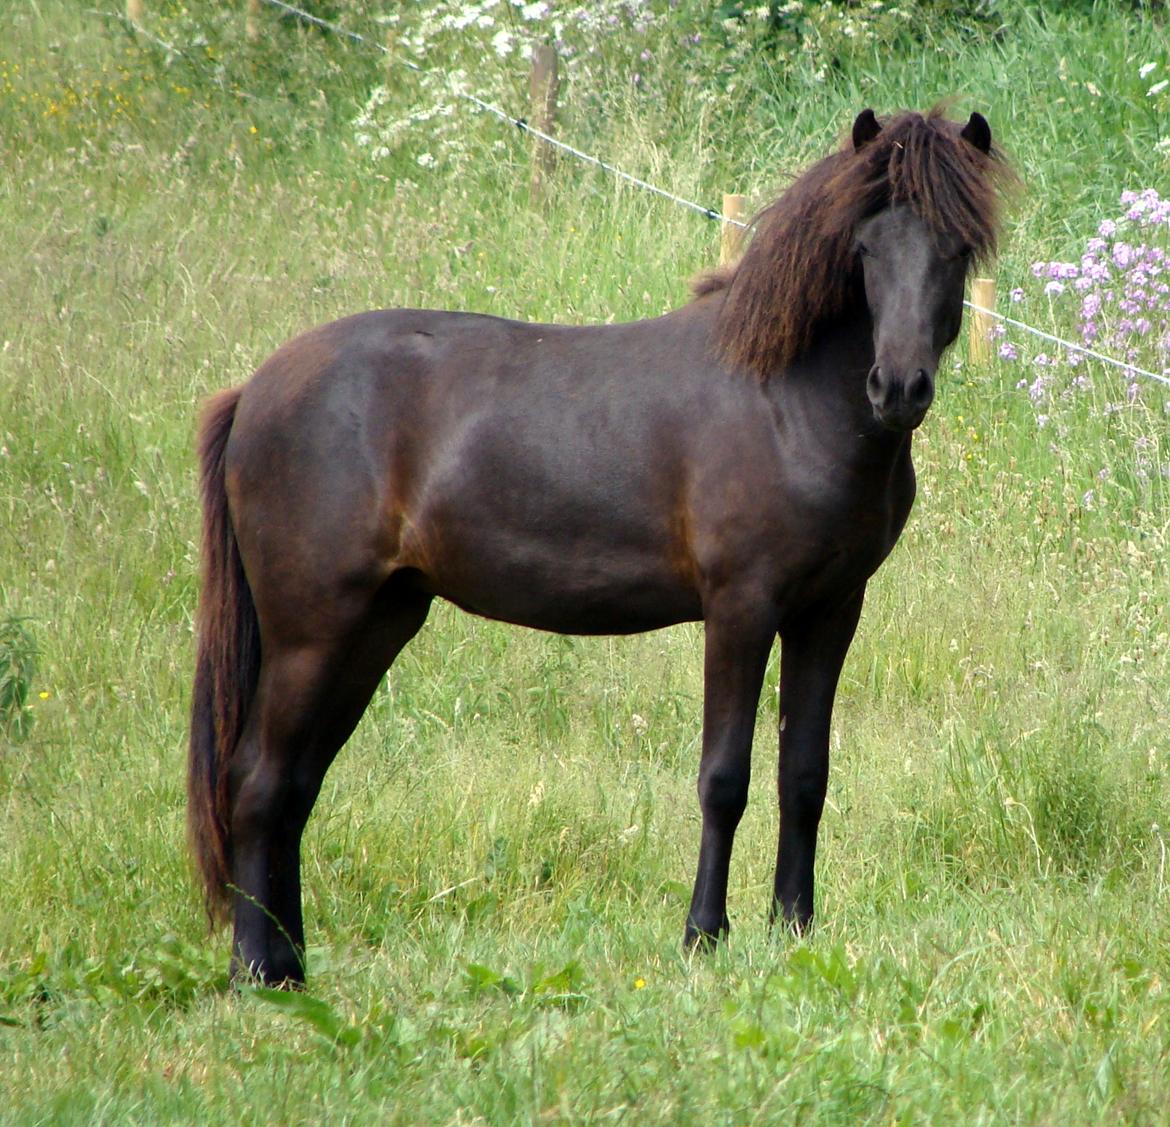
697 108 1016 380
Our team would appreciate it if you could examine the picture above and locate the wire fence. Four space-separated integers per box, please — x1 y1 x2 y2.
261 0 732 222
121 0 1170 390
964 305 1170 388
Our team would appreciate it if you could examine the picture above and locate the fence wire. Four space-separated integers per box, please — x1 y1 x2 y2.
260 0 730 221
125 0 1170 389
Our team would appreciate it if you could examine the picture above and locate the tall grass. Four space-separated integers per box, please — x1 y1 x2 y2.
1 1 1168 1122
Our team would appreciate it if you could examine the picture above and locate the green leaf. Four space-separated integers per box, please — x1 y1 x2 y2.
731 1020 766 1051
464 963 521 997
249 987 361 1047
531 960 585 996
1094 1049 1121 1102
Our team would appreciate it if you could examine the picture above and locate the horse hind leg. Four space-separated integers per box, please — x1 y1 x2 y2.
229 588 431 986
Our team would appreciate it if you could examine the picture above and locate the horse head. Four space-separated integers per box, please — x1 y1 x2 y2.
852 110 994 431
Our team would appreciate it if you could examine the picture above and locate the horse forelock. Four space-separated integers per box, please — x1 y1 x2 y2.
702 108 1015 380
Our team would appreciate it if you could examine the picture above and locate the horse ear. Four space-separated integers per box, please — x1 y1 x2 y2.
852 108 882 150
960 111 992 154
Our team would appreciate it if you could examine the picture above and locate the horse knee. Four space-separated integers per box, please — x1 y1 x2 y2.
698 763 750 829
780 767 828 829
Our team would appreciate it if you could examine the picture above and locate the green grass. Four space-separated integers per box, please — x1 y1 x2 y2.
2 1 1169 1122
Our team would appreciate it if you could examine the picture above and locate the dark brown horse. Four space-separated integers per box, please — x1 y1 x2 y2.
190 108 1012 985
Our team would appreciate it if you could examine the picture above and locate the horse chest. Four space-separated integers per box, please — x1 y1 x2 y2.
771 454 915 595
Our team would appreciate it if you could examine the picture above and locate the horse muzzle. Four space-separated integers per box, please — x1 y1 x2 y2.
866 363 934 431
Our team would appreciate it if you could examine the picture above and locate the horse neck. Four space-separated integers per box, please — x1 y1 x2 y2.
767 305 913 470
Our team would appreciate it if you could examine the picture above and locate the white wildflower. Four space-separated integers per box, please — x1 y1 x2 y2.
491 28 514 56
1140 62 1158 79
448 10 478 31
1149 80 1169 97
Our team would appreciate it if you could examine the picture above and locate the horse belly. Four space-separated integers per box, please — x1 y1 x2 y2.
419 520 702 635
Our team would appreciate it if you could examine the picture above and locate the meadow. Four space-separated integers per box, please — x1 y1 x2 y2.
1 1 1168 1122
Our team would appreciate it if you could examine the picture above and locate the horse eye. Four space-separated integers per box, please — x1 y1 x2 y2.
857 242 873 258
956 244 973 259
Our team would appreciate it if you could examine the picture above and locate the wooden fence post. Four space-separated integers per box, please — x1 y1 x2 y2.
127 0 145 22
529 44 559 203
246 0 262 42
968 277 996 364
720 193 746 264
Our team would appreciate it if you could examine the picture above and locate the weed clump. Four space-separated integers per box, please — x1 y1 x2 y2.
0 617 37 745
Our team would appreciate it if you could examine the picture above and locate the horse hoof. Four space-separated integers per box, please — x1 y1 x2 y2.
683 914 730 952
769 905 813 938
229 956 306 991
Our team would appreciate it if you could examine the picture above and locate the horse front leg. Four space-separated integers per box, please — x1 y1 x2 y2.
684 593 777 949
771 588 865 932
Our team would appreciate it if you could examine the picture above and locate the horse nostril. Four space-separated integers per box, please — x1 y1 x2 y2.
866 365 884 403
908 369 934 408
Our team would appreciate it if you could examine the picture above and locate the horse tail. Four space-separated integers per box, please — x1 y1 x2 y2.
188 386 260 928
